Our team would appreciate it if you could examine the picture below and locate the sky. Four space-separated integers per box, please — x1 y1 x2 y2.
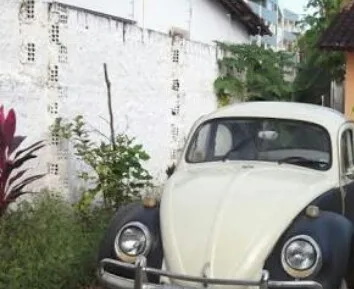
280 0 308 15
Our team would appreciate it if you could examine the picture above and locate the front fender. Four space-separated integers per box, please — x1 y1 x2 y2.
98 202 163 284
264 211 353 289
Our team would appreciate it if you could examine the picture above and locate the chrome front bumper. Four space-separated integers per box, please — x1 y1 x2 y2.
98 257 323 289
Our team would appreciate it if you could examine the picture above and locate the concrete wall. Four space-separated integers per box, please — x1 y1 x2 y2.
1 1 238 197
0 0 50 192
55 0 251 45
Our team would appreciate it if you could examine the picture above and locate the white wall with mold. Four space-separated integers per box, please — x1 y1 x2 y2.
0 0 52 193
54 0 251 45
0 0 250 199
51 3 221 198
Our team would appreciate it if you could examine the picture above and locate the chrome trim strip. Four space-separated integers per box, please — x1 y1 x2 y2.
98 258 323 289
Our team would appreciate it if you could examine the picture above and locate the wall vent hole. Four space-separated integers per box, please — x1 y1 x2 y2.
172 79 180 91
171 104 180 116
49 102 59 114
58 5 68 24
58 86 68 98
172 50 180 63
50 24 60 43
59 45 68 63
48 163 59 175
51 133 60 145
26 43 36 62
25 0 35 19
49 65 59 82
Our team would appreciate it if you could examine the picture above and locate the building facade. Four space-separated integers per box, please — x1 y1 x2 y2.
246 0 300 51
0 0 268 198
53 0 268 45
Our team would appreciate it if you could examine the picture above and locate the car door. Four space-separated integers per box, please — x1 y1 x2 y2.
339 122 354 221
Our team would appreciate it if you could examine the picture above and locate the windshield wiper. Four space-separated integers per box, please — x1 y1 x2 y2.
277 156 328 166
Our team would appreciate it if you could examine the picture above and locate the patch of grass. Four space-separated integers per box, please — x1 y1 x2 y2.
0 192 112 289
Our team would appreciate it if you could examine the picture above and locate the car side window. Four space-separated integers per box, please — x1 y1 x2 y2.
187 123 212 162
341 129 354 175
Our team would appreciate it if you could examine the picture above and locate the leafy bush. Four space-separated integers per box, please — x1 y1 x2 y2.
51 115 153 211
0 192 112 289
214 43 295 105
0 105 45 217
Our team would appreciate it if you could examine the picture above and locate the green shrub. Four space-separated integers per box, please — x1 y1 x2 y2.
0 192 112 289
51 115 153 212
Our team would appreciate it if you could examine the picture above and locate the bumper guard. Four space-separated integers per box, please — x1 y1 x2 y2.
98 257 323 289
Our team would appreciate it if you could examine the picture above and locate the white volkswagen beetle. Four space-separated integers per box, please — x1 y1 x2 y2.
98 101 354 289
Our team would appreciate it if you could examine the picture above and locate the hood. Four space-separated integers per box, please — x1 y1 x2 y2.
160 163 335 285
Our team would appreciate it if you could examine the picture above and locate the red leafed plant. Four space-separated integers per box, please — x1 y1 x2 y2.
0 105 45 217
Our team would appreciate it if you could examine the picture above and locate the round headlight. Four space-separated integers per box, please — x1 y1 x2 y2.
281 235 322 278
114 222 152 262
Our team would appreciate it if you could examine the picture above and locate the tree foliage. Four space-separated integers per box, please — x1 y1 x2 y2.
294 0 345 103
214 43 296 105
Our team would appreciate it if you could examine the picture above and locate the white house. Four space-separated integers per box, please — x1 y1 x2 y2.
57 0 269 45
0 0 269 198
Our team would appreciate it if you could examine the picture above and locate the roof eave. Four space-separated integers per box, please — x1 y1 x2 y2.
218 0 272 36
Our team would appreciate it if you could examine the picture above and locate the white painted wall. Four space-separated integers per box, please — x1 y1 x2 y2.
0 0 250 198
55 0 251 45
0 1 51 192
55 5 218 196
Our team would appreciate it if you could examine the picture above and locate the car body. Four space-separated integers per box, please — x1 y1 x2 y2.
98 101 354 289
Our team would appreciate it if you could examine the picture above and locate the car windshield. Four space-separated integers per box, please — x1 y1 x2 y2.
186 118 332 171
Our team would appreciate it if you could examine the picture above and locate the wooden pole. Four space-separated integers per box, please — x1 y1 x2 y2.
103 63 116 149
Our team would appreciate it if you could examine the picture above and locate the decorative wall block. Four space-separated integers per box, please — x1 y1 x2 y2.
48 163 59 175
49 65 59 82
172 49 179 63
20 0 35 21
171 123 179 142
170 149 178 160
26 42 36 62
50 24 60 43
59 176 69 189
59 45 68 63
57 86 68 98
58 4 68 24
51 132 60 146
171 103 180 116
48 102 59 115
57 150 69 160
20 42 36 64
172 79 180 91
